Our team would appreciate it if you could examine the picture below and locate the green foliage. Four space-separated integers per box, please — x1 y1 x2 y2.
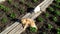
53 16 58 22
57 28 60 34
10 12 16 19
4 7 10 12
21 0 25 3
0 4 5 9
43 32 46 34
48 24 53 29
20 8 24 14
54 4 60 8
57 28 60 31
37 17 44 22
1 17 7 23
32 0 38 3
55 10 60 16
0 4 10 12
7 0 12 4
14 3 19 8
30 27 37 32
48 7 54 12
45 13 49 17
55 0 60 3
27 3 32 7
57 31 60 34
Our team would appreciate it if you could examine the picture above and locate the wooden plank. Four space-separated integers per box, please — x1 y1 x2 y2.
22 13 31 18
43 0 53 11
31 11 42 19
29 0 54 20
0 22 20 34
40 0 50 10
8 24 23 34
38 0 47 7
14 26 23 34
41 0 53 11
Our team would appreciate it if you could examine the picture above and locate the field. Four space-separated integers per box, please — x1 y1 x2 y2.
0 0 43 33
21 0 60 34
0 0 60 34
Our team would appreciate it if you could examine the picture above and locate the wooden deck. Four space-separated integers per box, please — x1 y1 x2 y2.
0 0 54 34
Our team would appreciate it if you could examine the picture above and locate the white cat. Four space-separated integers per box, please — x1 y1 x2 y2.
34 6 40 13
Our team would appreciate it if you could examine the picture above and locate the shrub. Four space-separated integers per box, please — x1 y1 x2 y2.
55 10 60 16
0 4 5 9
57 31 60 34
57 28 60 34
48 24 53 29
4 7 10 12
30 27 37 32
55 0 60 3
32 0 38 3
48 7 54 12
10 12 16 19
19 0 25 3
54 4 60 8
14 3 19 8
1 17 7 23
53 16 58 22
7 0 12 4
37 17 44 22
0 4 10 12
27 3 32 7
20 8 24 14
45 13 49 17
43 32 46 34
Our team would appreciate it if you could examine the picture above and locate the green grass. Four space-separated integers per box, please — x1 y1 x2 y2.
55 10 60 16
4 7 10 12
57 32 60 34
53 16 58 22
45 13 49 17
48 7 54 12
0 4 10 12
43 32 46 34
54 4 60 8
27 3 32 7
48 24 53 29
20 8 25 14
10 12 16 19
0 4 5 9
7 0 12 4
55 0 60 3
32 0 38 3
1 17 8 23
30 27 37 32
14 3 19 8
37 17 44 22
19 0 25 4
57 28 60 34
